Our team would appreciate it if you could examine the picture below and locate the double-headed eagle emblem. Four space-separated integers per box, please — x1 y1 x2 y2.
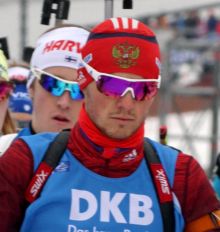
112 42 140 68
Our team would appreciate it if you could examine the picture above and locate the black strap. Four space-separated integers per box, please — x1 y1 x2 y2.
144 140 175 232
25 129 70 203
42 129 70 168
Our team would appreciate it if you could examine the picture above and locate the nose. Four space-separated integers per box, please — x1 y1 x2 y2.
56 90 72 109
116 91 135 111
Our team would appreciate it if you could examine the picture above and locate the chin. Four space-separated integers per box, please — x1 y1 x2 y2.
53 122 72 132
106 129 133 140
48 125 64 133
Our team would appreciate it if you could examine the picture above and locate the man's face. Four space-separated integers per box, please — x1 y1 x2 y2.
84 73 155 139
30 66 83 133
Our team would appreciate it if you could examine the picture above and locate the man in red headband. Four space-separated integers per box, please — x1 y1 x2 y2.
0 17 219 232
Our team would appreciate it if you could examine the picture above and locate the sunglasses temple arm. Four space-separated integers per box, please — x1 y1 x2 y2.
83 63 100 81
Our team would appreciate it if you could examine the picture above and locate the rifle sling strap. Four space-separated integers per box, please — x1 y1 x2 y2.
25 130 70 203
144 140 175 232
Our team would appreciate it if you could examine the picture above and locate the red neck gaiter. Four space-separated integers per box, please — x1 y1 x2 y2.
68 106 144 177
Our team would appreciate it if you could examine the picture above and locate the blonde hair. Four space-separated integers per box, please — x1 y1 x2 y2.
2 110 16 134
0 50 17 134
9 60 29 69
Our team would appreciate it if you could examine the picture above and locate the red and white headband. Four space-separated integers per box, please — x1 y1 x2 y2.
28 27 89 88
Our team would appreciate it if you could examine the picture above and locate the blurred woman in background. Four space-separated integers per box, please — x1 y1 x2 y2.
0 49 16 135
8 63 32 129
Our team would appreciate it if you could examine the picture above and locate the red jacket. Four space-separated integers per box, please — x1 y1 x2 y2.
0 131 219 231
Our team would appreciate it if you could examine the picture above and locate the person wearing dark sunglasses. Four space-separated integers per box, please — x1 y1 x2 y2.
0 49 16 135
0 25 88 153
15 24 89 137
0 18 220 232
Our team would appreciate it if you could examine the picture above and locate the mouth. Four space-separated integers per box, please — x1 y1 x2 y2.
53 115 70 123
110 116 134 122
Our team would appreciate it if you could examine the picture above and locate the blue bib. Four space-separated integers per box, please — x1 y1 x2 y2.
20 133 185 232
16 127 33 139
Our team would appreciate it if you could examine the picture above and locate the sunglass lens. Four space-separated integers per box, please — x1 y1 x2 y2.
39 73 57 92
70 84 84 100
51 81 66 97
97 75 157 101
143 82 158 100
132 82 157 100
39 73 70 97
97 75 128 98
39 73 83 100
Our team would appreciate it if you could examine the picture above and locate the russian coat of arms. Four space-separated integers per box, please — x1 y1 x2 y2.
112 42 140 68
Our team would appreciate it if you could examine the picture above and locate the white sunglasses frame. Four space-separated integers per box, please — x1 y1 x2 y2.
81 59 161 88
31 67 79 85
80 60 160 100
30 67 83 98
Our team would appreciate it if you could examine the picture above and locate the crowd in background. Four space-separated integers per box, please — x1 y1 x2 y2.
147 7 220 39
138 7 220 55
133 8 220 92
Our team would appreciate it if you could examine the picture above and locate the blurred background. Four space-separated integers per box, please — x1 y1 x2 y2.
0 0 220 176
